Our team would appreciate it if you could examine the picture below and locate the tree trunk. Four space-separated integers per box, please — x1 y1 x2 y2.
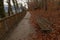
8 0 13 16
0 0 5 18
12 0 17 13
45 0 47 11
15 0 19 13
15 0 19 9
27 0 29 9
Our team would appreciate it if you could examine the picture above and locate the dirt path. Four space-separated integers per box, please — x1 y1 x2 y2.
5 12 36 40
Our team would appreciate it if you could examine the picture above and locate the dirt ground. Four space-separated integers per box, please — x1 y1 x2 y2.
4 10 60 40
29 9 60 40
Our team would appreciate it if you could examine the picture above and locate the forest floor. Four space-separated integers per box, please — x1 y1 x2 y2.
5 9 60 40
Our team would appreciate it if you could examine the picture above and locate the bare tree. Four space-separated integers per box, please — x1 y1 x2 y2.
15 0 20 13
44 0 47 10
8 0 13 16
0 0 5 18
15 0 19 9
12 0 17 13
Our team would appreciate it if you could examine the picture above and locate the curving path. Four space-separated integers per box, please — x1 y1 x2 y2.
5 12 36 40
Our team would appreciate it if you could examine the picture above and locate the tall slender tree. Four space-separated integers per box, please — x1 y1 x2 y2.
0 0 5 18
8 0 13 16
15 0 19 13
15 0 19 9
44 0 47 10
12 0 17 13
27 0 29 8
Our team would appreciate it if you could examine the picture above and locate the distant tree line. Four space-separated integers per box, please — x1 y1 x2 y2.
28 0 60 10
32 0 48 10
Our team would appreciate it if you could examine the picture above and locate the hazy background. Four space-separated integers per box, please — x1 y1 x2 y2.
4 0 28 12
